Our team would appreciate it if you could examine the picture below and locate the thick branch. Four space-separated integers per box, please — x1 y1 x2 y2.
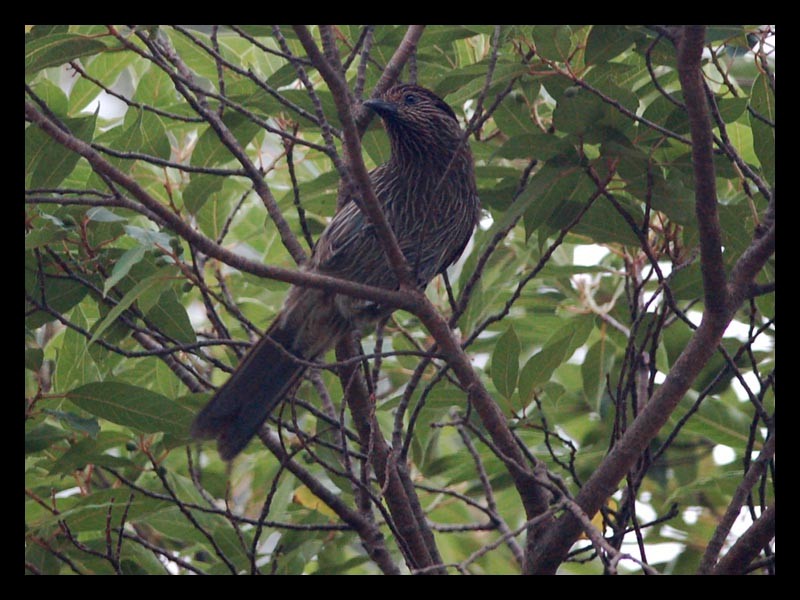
676 25 728 316
335 336 445 573
413 300 554 527
710 503 775 575
525 25 775 574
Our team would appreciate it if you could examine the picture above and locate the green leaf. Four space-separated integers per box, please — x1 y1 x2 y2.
491 326 520 399
192 111 261 167
750 73 775 186
502 133 575 162
715 97 748 124
68 51 137 115
443 62 529 106
166 28 219 82
25 347 44 371
87 207 129 223
519 317 593 400
53 305 101 392
495 134 538 160
184 173 226 214
133 64 178 107
67 381 194 438
27 111 98 189
676 396 753 449
581 338 617 409
484 166 555 237
145 290 196 345
24 219 71 249
123 225 174 249
89 266 178 346
493 95 538 136
585 25 638 64
416 25 482 48
25 32 107 74
524 164 586 239
48 432 132 474
26 24 70 40
642 92 685 132
267 62 304 88
111 109 172 160
25 423 70 454
555 191 641 246
553 87 605 136
520 338 570 401
103 246 147 296
42 409 101 438
25 542 63 574
704 26 749 45
532 25 573 61
29 79 69 116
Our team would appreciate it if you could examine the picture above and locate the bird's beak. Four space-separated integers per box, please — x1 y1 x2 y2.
363 98 398 117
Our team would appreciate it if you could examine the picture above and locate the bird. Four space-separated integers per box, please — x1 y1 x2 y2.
191 84 480 460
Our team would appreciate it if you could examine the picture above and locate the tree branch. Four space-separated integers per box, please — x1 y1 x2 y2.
710 503 775 575
676 25 728 317
525 25 776 574
335 336 445 573
698 433 775 574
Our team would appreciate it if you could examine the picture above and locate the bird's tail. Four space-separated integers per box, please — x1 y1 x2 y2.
191 321 307 461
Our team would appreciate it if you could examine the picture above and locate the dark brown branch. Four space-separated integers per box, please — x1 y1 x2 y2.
525 25 776 575
335 335 445 573
676 26 727 317
710 503 775 575
699 433 775 574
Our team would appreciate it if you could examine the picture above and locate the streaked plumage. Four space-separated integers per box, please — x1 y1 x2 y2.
191 84 480 460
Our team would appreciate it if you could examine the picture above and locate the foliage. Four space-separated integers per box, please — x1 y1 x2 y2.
25 25 774 575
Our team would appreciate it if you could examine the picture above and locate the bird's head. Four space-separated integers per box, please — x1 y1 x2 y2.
364 84 457 123
363 84 462 157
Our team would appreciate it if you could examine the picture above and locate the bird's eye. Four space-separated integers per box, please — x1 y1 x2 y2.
403 93 417 105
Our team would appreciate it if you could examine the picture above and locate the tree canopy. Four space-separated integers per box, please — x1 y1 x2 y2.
25 25 775 575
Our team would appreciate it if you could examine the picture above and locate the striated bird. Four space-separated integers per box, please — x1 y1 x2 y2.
191 84 480 460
